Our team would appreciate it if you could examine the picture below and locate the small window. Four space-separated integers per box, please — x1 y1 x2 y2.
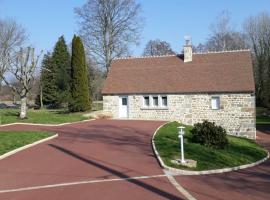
143 96 150 107
153 96 159 107
122 98 127 106
211 96 220 110
161 96 168 107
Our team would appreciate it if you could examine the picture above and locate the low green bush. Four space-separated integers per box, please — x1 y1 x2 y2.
190 120 228 149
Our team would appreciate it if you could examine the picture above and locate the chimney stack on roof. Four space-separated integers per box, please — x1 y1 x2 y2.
183 36 192 62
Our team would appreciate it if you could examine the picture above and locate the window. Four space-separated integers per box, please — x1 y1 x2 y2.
143 96 150 107
153 96 159 107
211 96 220 110
161 96 168 107
122 97 127 106
141 95 168 109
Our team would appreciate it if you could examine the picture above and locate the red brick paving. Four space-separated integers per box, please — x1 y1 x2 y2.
175 125 270 200
0 119 185 200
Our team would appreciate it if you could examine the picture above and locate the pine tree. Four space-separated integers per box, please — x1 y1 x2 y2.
51 36 71 107
40 52 58 106
69 35 91 112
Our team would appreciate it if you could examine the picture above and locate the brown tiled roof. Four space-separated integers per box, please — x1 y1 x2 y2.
102 50 255 94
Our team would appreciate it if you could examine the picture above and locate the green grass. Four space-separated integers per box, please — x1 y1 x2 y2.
0 109 89 125
154 122 268 171
0 131 53 155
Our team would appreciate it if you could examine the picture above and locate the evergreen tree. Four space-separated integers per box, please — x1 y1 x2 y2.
40 52 58 106
51 36 71 107
69 35 91 112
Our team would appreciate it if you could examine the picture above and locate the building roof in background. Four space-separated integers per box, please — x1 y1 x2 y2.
102 50 255 94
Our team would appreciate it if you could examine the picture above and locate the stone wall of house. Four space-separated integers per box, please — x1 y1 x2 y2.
103 93 256 139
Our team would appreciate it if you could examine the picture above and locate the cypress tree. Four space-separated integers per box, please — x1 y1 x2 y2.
51 36 71 107
39 52 58 106
69 35 91 112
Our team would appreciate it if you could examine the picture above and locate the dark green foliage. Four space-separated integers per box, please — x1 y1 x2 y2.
190 120 229 149
51 36 71 107
40 52 58 107
69 35 91 112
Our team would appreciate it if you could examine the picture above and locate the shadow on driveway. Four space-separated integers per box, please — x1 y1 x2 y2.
49 144 183 200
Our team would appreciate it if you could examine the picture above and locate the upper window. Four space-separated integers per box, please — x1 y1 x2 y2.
143 96 150 107
211 96 220 110
153 96 159 107
161 96 168 107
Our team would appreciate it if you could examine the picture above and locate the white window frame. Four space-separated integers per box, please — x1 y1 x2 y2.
211 96 220 110
141 95 168 109
152 95 159 107
161 95 168 107
143 95 150 107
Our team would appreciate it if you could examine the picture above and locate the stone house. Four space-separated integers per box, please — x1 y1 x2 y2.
102 43 256 139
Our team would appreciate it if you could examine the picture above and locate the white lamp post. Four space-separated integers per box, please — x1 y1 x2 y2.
177 126 186 164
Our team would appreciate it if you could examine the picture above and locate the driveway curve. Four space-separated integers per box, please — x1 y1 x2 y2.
0 119 186 200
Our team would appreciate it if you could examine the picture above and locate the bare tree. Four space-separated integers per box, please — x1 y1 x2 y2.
244 12 270 108
192 43 206 53
88 60 105 101
2 47 41 118
0 18 27 92
142 39 175 56
75 0 143 74
206 11 248 51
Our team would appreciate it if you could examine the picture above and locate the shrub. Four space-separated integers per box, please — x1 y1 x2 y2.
190 120 228 149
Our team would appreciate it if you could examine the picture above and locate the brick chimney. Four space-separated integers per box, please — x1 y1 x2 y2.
183 36 192 62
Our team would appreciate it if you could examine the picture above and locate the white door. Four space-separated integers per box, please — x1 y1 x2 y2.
119 96 128 118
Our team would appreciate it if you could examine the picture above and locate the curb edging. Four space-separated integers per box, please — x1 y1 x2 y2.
0 133 58 160
152 122 270 176
0 119 95 127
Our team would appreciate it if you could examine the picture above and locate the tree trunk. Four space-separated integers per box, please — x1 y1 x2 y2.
0 78 2 93
40 85 43 109
13 90 16 104
20 96 27 119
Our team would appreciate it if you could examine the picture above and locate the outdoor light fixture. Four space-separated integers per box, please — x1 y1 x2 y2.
177 126 186 164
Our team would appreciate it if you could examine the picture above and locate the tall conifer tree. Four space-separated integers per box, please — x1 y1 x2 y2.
39 52 58 106
69 35 91 112
51 36 71 106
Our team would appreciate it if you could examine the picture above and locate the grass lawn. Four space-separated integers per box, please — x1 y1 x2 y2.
0 109 89 125
0 131 53 156
154 122 268 171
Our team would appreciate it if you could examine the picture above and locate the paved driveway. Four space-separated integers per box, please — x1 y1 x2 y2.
0 119 185 200
0 120 270 200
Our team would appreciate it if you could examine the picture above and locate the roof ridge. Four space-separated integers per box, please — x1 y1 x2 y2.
193 49 251 55
114 49 251 60
114 54 176 60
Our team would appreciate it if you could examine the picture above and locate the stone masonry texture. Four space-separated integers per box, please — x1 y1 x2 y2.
103 93 256 139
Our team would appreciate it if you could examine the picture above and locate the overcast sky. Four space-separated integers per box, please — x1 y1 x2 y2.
1 0 270 55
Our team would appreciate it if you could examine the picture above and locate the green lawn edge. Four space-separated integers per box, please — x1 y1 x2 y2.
154 121 268 171
0 109 89 125
0 131 54 156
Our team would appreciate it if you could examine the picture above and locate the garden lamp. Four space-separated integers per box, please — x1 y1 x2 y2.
177 126 186 164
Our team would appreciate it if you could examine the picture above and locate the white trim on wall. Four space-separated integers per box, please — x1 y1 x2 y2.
141 94 169 109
